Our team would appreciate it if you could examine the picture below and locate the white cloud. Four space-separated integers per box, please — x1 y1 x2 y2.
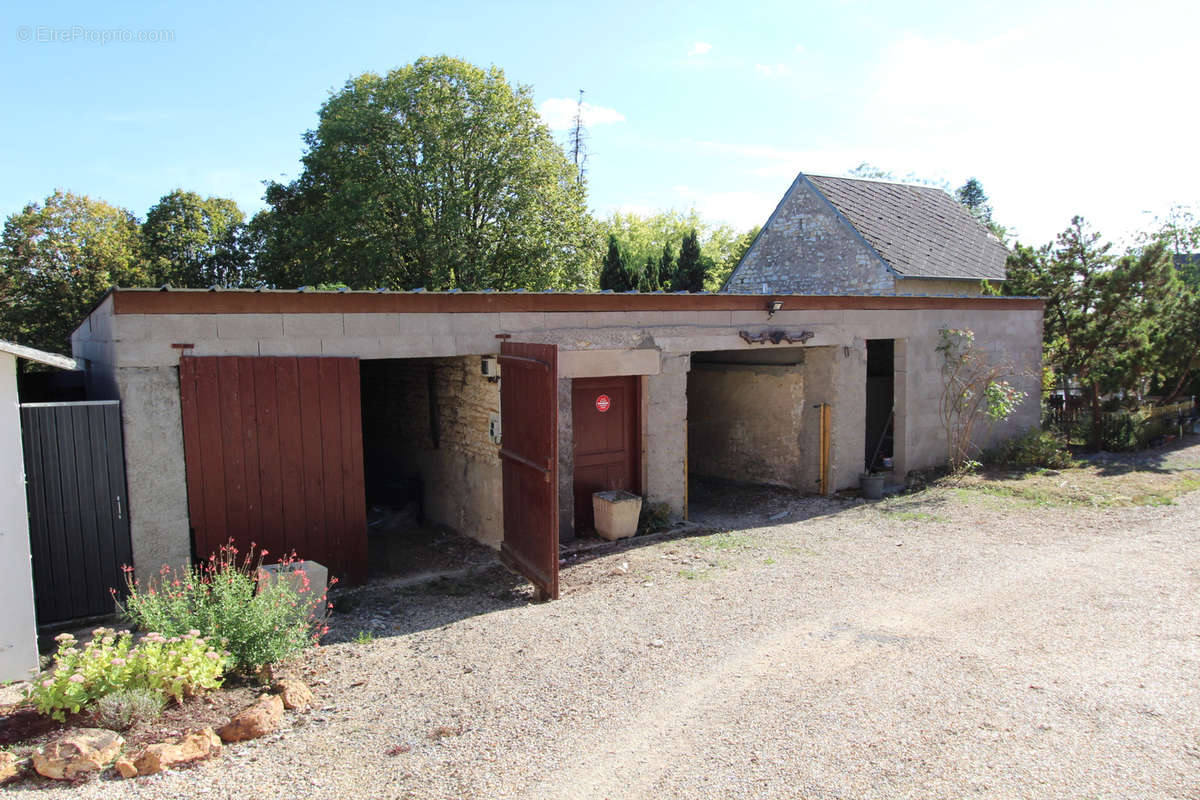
868 9 1200 243
794 44 805 54
538 98 627 131
688 41 712 57
670 185 778 231
754 63 793 78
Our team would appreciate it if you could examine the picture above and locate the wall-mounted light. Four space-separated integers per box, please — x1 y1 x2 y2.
767 299 784 317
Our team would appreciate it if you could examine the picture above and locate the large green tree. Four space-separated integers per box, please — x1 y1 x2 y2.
1142 205 1200 401
142 190 252 287
1004 216 1176 447
0 191 148 354
257 56 595 291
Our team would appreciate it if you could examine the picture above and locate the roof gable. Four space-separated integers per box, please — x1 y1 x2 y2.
805 175 1008 280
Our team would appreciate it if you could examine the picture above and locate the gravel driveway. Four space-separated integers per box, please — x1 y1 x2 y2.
15 447 1200 799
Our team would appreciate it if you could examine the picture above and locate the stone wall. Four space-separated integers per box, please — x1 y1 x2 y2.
688 362 806 489
725 178 895 295
361 357 503 548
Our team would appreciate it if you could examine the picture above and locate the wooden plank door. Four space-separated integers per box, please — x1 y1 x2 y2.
179 357 367 583
20 401 132 625
571 376 640 531
498 342 559 601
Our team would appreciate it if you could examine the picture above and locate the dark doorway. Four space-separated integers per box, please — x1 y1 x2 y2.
865 339 894 472
20 401 133 625
571 376 640 531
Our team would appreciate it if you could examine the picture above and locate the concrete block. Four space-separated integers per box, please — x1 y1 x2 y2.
452 333 499 356
321 337 389 359
114 339 187 367
344 314 401 337
498 312 547 332
256 338 325 357
283 314 344 338
215 314 284 339
187 340 260 358
116 314 218 342
558 348 661 378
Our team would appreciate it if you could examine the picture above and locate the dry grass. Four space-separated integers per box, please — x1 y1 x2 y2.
941 462 1200 508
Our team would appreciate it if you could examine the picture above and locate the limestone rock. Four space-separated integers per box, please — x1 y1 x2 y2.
114 757 138 779
0 750 19 782
131 727 221 775
218 694 284 742
32 728 124 780
274 677 314 711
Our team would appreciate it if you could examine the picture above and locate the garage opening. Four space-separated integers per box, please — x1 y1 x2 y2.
865 339 895 472
359 356 502 579
686 347 816 508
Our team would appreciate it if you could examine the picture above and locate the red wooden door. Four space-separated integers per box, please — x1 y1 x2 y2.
498 342 559 600
179 356 367 583
572 376 640 531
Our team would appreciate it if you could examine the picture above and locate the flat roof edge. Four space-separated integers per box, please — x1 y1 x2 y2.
106 288 1044 315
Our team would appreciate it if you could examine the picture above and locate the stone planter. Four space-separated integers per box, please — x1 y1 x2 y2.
859 473 885 500
592 490 643 541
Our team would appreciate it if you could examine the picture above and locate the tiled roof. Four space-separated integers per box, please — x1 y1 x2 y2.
805 175 1008 280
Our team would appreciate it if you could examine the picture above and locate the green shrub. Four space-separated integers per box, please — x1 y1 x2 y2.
93 687 165 730
987 429 1075 469
637 501 672 535
29 628 226 721
119 543 332 674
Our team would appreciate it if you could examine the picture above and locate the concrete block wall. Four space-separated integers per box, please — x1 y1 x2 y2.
69 300 1042 580
688 362 806 489
115 366 191 583
725 179 895 295
646 354 689 517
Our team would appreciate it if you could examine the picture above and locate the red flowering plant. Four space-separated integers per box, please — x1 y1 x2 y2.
117 542 334 674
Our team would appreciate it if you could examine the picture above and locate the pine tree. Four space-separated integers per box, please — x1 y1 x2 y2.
672 229 707 292
599 234 637 291
657 243 674 291
639 254 659 292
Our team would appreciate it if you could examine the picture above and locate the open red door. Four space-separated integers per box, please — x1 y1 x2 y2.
498 342 559 600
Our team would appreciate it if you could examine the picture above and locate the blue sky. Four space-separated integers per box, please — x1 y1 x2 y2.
2 0 1197 246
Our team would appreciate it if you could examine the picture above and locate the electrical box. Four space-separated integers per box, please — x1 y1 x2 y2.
481 356 499 380
488 412 502 445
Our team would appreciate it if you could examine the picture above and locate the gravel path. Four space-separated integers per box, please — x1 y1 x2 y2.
12 457 1200 799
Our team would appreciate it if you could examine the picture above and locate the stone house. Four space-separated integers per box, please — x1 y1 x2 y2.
723 173 1008 296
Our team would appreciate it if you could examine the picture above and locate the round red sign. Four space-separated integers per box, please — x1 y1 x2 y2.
595 394 611 413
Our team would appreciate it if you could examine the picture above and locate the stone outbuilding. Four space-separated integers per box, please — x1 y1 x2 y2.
723 173 1008 296
70 289 1042 599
